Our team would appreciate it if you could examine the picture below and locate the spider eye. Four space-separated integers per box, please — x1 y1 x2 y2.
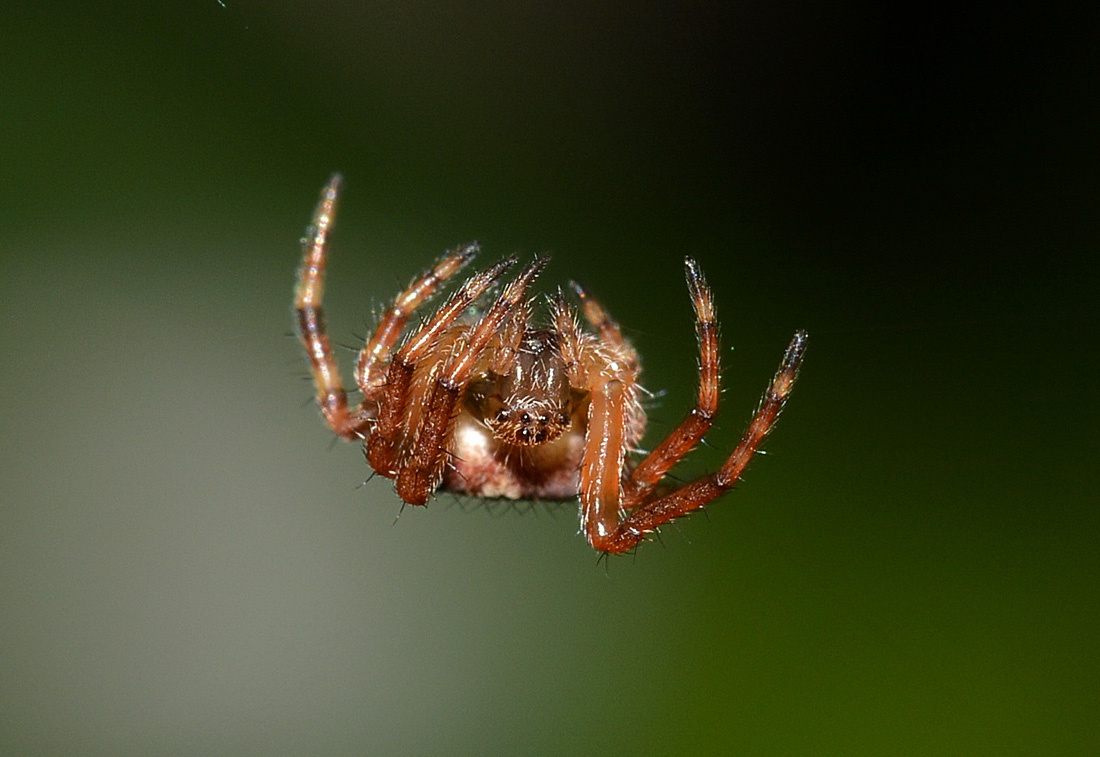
520 412 532 425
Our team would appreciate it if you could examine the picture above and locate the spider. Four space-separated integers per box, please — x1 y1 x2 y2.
295 174 807 554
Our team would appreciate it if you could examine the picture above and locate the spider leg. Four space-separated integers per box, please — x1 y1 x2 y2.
579 375 638 549
559 290 646 549
395 257 548 505
367 256 518 477
568 279 639 373
295 174 373 439
623 257 718 508
553 291 646 444
487 298 531 375
550 293 589 387
586 331 807 554
356 242 480 398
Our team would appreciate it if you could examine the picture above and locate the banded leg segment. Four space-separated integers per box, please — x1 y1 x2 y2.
585 331 807 554
623 257 719 508
295 174 371 439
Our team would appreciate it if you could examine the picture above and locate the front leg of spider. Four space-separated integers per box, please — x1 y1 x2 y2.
395 257 549 505
365 257 518 479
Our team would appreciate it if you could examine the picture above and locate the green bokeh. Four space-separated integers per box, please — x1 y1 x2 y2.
2 2 1097 754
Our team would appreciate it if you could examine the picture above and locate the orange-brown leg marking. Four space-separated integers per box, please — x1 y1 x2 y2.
590 331 807 554
295 174 372 439
395 258 548 505
367 257 518 478
356 243 479 398
623 257 719 508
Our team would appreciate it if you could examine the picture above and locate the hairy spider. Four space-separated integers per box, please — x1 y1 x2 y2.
295 175 807 554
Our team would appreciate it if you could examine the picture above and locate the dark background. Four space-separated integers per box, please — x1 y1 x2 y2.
2 2 1097 753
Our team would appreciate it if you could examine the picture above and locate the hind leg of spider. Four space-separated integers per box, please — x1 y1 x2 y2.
623 257 719 508
295 174 373 439
588 331 807 554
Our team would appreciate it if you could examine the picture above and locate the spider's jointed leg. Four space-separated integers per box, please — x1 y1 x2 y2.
295 174 373 440
623 257 720 508
356 242 480 398
580 376 637 547
366 256 519 478
586 330 806 553
395 257 549 505
570 280 624 349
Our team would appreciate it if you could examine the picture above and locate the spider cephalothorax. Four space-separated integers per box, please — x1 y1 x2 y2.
295 175 806 554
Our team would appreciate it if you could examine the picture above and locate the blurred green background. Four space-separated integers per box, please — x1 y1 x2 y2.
2 2 1097 754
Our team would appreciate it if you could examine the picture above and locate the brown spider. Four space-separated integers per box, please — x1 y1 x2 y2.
295 175 807 554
